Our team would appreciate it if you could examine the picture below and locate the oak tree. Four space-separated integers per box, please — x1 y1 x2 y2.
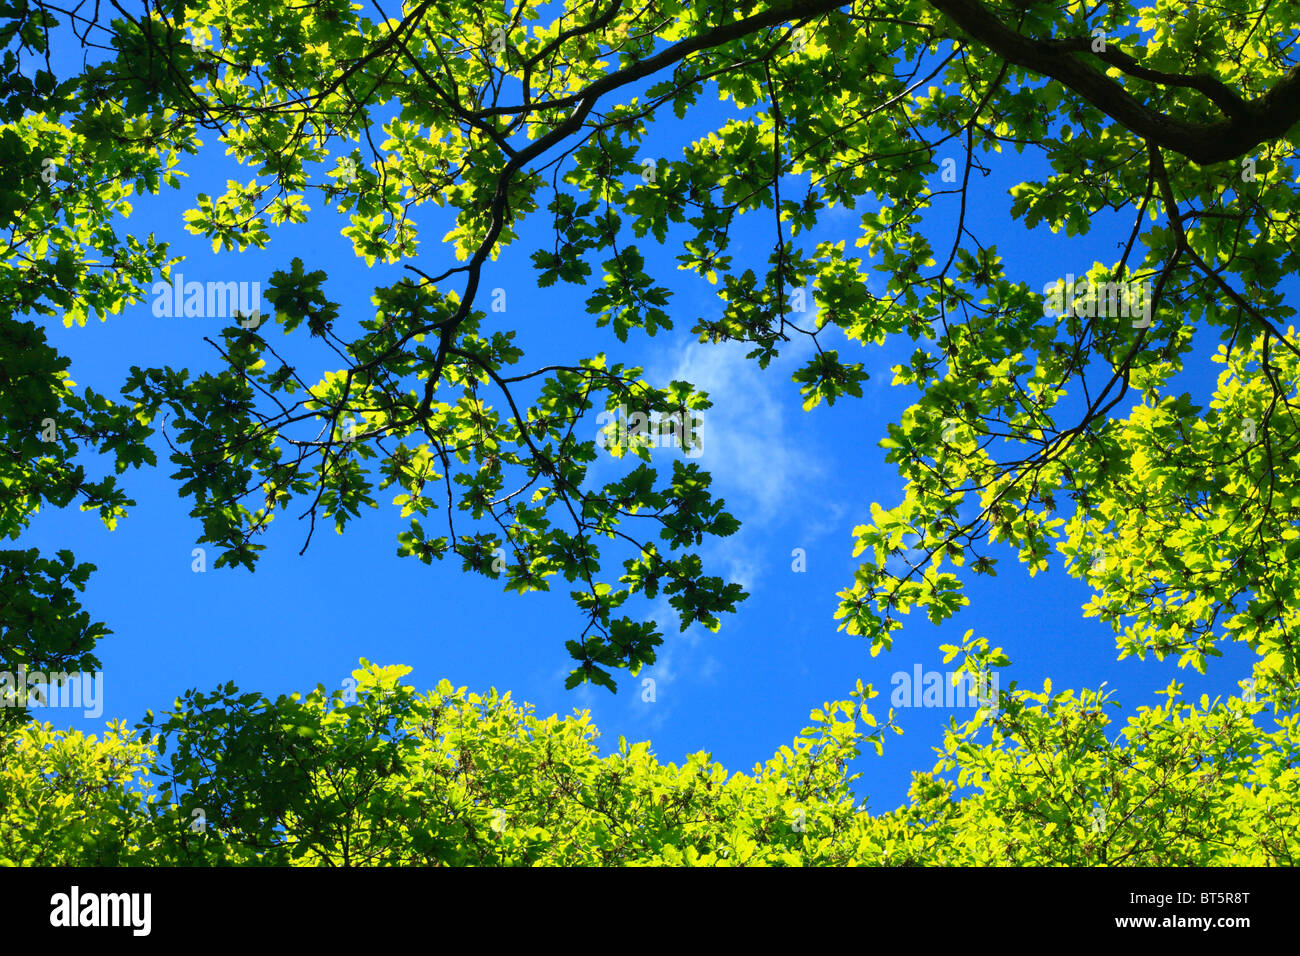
3 0 1299 863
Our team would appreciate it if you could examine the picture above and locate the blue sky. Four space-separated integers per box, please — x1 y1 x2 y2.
13 11 1261 814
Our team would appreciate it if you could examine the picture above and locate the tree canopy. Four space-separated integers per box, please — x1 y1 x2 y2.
4 658 1293 865
2 0 1299 865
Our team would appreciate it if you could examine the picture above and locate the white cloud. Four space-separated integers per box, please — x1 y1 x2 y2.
625 594 720 731
713 533 762 592
661 337 822 520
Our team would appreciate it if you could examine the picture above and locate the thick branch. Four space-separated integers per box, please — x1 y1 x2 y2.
929 0 1300 165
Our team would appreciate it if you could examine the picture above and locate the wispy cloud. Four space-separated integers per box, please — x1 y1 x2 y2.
661 337 821 519
623 595 720 732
